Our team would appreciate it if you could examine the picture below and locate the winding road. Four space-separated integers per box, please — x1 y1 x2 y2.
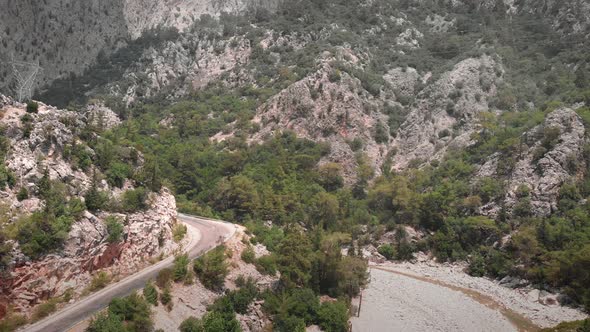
24 214 236 332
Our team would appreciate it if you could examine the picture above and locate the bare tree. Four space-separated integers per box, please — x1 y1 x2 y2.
9 55 42 102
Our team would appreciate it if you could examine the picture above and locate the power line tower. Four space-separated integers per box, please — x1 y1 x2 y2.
9 55 42 102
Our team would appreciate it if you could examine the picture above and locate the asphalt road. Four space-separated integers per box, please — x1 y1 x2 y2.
23 214 236 332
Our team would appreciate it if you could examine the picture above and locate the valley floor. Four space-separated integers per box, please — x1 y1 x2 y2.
351 262 588 332
351 267 517 332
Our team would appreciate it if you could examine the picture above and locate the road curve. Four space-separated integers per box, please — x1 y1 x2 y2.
24 214 236 332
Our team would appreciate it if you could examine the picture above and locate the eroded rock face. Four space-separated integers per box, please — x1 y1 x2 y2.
455 0 590 34
477 108 587 217
0 0 279 91
84 102 122 130
510 0 590 35
250 49 390 183
4 190 178 315
2 99 92 199
123 0 279 38
0 96 179 316
237 300 272 332
109 35 252 105
0 0 129 90
391 55 502 170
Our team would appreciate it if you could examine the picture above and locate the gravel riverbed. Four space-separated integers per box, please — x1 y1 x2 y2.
351 261 588 332
351 267 517 332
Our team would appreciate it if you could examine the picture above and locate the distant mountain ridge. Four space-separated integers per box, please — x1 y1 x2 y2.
0 0 278 94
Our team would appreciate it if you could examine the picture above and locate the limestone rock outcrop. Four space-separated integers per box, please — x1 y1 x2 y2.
6 190 177 313
391 55 503 170
477 107 587 217
250 49 389 183
0 96 180 316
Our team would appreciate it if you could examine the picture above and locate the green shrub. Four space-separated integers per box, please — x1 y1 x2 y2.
0 312 27 331
179 316 203 332
121 187 149 212
15 213 74 258
255 254 277 275
396 240 415 261
31 299 58 322
227 278 258 314
105 216 124 243
86 312 125 332
106 162 131 188
160 287 172 307
84 185 109 212
67 198 86 219
0 165 15 189
26 101 39 113
438 129 451 138
328 69 341 83
108 293 153 332
377 244 396 260
474 177 504 204
201 311 241 332
348 137 364 151
143 282 158 306
193 245 229 290
467 252 486 277
16 187 29 201
68 143 92 171
172 223 187 243
241 246 256 264
269 288 320 325
273 315 306 332
20 113 33 124
373 122 389 144
156 268 173 288
88 271 111 292
317 301 349 332
173 254 190 282
542 126 561 150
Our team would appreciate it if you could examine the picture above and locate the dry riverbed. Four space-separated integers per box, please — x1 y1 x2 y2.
351 267 517 332
351 262 588 332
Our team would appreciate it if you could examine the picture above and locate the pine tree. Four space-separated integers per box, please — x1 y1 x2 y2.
37 168 51 198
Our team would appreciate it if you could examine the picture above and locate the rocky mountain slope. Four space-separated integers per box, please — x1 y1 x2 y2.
38 0 585 184
0 96 180 318
477 107 588 217
1 0 590 330
0 0 277 94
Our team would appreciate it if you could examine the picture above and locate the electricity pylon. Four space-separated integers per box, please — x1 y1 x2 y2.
9 55 42 102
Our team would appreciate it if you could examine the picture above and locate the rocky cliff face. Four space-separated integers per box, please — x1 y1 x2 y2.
0 0 278 94
250 49 389 183
123 0 279 38
0 0 129 91
391 55 503 169
2 98 90 199
511 0 590 35
477 107 588 217
447 0 590 34
0 96 180 317
6 191 177 315
107 33 252 106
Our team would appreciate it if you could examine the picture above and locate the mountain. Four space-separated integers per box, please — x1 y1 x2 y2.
0 96 178 318
0 0 278 93
1 0 590 330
